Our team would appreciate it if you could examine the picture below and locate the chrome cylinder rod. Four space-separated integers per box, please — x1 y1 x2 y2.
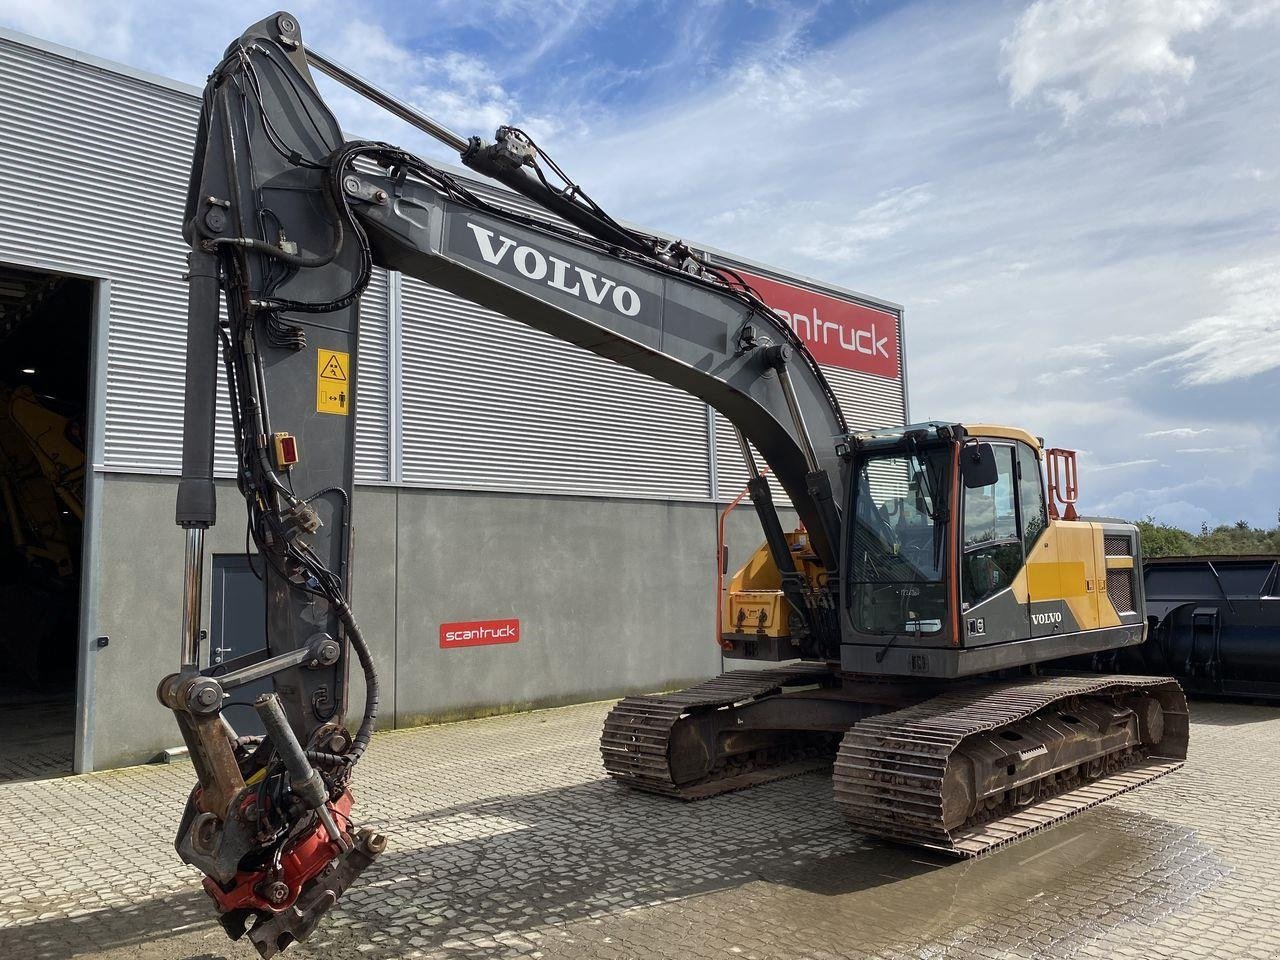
735 427 762 480
774 358 822 474
304 48 470 155
180 527 205 674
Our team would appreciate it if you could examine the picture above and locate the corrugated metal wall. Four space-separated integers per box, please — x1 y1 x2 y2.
353 270 391 482
398 277 710 498
0 33 906 504
713 354 907 500
0 38 197 472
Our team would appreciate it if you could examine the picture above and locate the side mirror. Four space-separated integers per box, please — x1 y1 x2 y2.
960 442 999 489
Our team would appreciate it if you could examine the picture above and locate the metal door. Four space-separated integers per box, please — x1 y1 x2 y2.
209 553 268 736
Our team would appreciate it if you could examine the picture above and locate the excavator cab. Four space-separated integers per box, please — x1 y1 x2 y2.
840 422 1150 677
722 422 1150 679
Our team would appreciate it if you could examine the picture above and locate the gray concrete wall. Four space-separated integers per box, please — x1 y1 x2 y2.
86 477 260 770
85 475 787 769
389 488 718 726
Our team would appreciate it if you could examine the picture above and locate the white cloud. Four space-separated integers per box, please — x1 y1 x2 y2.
309 17 562 153
1090 458 1160 471
703 184 932 270
1097 492 1219 529
1142 427 1210 438
1140 254 1280 384
772 184 934 265
1092 474 1236 527
1231 0 1280 26
730 59 864 117
404 50 558 141
0 0 138 60
1001 0 1223 125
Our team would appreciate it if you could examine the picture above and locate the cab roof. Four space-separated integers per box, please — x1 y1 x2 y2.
964 424 1043 453
849 421 1044 454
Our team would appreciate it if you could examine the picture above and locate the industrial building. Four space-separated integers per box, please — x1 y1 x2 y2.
0 27 907 774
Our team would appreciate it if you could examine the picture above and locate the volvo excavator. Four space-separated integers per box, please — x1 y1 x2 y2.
159 13 1189 956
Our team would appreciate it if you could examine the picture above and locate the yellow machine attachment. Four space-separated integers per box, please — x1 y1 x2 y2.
0 385 86 688
722 528 825 648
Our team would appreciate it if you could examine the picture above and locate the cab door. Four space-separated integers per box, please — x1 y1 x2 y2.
1017 442 1066 637
959 443 1031 646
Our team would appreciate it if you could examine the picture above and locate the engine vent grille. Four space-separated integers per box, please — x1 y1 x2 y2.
1107 569 1135 614
1104 534 1133 557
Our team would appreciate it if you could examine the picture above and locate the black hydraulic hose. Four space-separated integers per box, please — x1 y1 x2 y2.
202 163 343 270
336 598 378 763
300 598 377 769
205 231 340 269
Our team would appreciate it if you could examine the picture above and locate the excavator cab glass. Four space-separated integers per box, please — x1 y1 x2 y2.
960 444 1022 606
846 443 952 636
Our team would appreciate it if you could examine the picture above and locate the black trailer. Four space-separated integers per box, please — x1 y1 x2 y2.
1081 555 1280 700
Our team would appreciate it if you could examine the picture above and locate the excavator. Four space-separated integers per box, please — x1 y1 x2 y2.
159 13 1189 956
0 385 85 686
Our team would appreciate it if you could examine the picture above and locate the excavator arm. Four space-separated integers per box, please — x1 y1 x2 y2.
161 11 851 955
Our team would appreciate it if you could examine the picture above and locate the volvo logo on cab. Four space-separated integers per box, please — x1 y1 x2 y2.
464 222 642 318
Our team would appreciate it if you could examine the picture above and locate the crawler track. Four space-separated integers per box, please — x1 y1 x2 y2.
600 664 835 799
832 674 1189 858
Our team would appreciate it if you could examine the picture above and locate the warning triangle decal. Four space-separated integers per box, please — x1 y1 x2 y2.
320 354 347 381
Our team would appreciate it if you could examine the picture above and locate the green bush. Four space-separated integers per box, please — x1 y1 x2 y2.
1134 514 1280 558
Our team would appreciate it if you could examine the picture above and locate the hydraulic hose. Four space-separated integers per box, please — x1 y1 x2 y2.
336 600 378 763
298 598 377 769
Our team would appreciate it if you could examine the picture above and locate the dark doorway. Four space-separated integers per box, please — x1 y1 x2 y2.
0 265 93 782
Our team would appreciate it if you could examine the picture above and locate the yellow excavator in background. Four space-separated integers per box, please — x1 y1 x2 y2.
0 385 85 686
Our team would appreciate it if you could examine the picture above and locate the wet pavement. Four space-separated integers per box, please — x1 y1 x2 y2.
1 697 1276 960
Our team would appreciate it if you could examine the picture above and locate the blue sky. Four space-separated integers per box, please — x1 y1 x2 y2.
1 0 1276 530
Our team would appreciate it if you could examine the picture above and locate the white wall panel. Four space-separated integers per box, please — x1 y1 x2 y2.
0 36 394 482
0 38 198 473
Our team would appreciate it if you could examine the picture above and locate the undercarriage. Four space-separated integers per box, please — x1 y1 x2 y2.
601 666 1188 857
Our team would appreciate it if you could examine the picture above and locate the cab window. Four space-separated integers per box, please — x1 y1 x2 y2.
962 444 1022 605
1017 442 1047 548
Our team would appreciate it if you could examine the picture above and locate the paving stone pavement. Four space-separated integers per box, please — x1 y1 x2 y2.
1 697 1277 960
0 692 75 784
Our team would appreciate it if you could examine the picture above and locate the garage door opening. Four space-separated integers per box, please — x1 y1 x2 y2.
0 265 92 781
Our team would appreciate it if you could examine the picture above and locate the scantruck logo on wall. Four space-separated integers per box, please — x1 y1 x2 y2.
439 618 521 649
739 270 900 379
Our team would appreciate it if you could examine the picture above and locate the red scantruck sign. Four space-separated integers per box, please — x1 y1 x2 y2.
439 618 520 649
738 270 900 379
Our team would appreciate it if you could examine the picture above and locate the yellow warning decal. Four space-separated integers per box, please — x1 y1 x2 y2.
316 348 350 415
